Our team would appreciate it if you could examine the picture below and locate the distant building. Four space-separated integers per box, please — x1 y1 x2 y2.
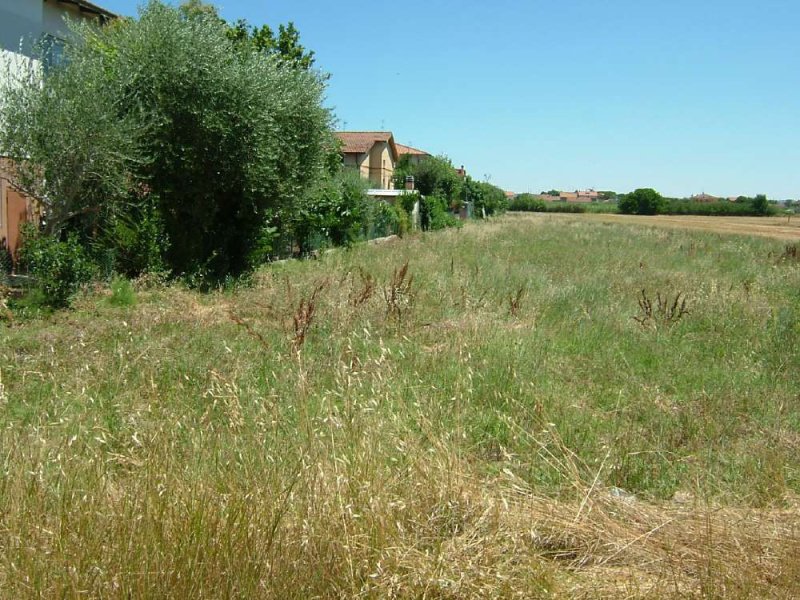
560 189 597 203
336 131 399 190
691 193 719 203
395 143 430 165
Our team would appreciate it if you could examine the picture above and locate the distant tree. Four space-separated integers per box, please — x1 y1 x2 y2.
618 188 664 215
466 177 507 217
751 194 769 216
541 189 560 197
181 1 315 70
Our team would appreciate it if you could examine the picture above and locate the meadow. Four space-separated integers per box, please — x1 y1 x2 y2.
1 213 799 598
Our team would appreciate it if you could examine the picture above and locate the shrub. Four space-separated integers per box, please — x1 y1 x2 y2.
107 275 136 307
663 200 775 217
619 188 664 215
509 194 546 212
421 195 461 231
17 225 96 308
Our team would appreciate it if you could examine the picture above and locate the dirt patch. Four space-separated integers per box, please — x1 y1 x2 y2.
534 213 800 241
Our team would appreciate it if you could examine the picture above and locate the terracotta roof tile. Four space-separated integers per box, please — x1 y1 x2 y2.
335 132 392 154
396 143 430 156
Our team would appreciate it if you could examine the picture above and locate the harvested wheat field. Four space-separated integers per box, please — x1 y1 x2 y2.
541 211 800 241
1 215 799 598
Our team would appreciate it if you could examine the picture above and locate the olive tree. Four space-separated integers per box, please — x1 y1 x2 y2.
1 1 332 282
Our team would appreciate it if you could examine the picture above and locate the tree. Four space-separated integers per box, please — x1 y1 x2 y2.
751 194 769 216
618 188 664 215
181 2 315 70
393 154 463 208
1 1 331 282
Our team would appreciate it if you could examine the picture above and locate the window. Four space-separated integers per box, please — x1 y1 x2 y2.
41 35 66 73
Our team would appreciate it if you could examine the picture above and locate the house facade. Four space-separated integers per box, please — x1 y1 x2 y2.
560 189 598 203
1 0 114 263
336 131 399 190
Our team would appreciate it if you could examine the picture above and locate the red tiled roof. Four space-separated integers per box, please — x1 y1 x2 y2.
335 132 398 161
396 143 430 157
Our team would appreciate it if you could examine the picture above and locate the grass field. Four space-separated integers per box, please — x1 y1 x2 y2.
1 213 799 597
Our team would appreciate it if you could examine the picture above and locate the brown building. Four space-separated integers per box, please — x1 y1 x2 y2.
336 131 399 189
560 189 598 203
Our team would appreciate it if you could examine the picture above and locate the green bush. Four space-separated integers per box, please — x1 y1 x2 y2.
421 195 461 231
17 225 96 308
107 275 137 307
508 195 546 212
662 199 775 217
619 188 664 215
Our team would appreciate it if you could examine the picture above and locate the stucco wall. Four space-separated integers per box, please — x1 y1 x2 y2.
368 143 395 189
42 1 92 39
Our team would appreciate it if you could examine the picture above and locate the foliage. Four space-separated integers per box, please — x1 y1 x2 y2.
466 177 508 217
751 194 769 216
102 195 168 277
393 154 463 208
0 0 331 286
16 224 95 308
618 188 664 215
509 193 546 212
107 275 137 307
290 169 369 253
420 194 461 231
663 199 775 217
363 201 410 239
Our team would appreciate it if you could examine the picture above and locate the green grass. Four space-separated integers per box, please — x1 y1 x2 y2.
1 213 799 597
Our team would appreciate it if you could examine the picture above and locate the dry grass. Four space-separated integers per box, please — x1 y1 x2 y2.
540 212 800 241
1 216 799 598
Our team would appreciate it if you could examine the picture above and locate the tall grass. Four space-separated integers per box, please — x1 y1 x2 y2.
1 213 799 597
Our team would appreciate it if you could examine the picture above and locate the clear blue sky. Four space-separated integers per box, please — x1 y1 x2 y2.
100 0 800 198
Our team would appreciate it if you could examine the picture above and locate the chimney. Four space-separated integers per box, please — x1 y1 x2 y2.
405 175 415 191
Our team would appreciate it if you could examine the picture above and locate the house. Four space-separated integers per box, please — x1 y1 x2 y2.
1 0 116 264
395 143 430 165
691 193 718 203
560 189 597 203
336 131 399 190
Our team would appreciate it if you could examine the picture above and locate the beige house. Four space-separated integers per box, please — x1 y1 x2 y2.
336 131 399 190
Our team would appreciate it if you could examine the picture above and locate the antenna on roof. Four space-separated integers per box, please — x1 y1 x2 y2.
342 120 348 130
380 118 385 130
